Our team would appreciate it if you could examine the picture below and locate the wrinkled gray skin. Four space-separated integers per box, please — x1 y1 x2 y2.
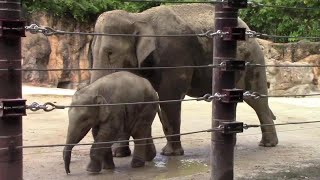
63 71 158 174
90 4 278 156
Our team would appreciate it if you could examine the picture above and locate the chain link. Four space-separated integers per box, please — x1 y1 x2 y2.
26 102 65 112
243 91 264 99
202 93 227 102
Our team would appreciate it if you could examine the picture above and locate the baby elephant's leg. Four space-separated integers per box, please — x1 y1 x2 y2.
87 125 116 173
145 127 156 161
131 132 148 168
131 125 156 167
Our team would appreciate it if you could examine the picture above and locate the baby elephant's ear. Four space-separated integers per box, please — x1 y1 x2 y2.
94 95 111 118
133 21 156 67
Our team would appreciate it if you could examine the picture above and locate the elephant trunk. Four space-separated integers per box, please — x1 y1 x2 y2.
63 119 91 174
63 146 72 174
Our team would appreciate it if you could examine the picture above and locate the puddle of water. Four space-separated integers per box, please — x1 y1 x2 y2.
151 155 209 179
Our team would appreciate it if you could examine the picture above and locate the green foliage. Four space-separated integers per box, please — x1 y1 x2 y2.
240 0 320 42
22 0 160 22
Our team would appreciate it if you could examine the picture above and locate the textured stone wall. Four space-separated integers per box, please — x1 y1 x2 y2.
257 39 320 95
22 12 93 88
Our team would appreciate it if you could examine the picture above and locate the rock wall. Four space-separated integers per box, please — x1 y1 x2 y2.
22 12 93 89
22 13 320 95
257 39 320 95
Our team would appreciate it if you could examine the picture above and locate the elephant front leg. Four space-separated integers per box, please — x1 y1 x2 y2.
159 102 184 156
112 133 131 157
87 127 116 173
245 98 278 147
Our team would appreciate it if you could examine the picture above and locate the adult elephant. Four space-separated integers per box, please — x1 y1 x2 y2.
90 4 278 156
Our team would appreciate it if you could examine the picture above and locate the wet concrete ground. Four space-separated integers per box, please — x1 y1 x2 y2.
21 87 320 180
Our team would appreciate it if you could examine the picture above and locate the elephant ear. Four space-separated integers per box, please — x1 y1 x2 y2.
133 21 156 67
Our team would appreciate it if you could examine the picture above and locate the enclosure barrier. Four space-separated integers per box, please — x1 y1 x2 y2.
0 0 320 179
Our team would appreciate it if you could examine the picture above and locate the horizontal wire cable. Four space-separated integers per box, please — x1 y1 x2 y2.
2 119 320 151
0 128 218 151
21 127 320 156
31 97 206 110
266 94 320 98
247 63 320 68
259 33 320 40
25 24 320 41
0 64 218 72
243 91 320 99
22 92 320 112
245 120 320 129
12 126 320 157
25 24 210 37
1 63 319 72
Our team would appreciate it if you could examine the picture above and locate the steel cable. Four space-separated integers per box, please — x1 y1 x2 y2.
1 62 320 72
0 64 219 72
0 128 218 151
245 120 320 129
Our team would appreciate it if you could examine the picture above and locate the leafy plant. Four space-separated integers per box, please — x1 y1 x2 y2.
22 0 161 22
240 0 320 42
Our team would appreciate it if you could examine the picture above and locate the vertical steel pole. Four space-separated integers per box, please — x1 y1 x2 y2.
211 3 239 180
0 0 23 180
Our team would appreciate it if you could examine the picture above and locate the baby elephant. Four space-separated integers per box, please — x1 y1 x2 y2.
63 71 158 174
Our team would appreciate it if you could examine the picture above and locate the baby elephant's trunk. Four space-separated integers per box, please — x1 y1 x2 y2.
62 120 91 174
63 146 72 174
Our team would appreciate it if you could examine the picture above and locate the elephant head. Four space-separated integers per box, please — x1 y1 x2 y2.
90 11 156 83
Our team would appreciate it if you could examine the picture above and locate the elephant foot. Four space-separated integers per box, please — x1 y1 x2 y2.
103 162 115 170
145 145 157 161
113 146 131 157
86 160 102 173
161 143 184 156
259 134 278 147
131 156 145 168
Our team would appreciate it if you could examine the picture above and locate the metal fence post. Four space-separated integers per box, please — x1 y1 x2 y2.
211 2 242 180
0 0 23 179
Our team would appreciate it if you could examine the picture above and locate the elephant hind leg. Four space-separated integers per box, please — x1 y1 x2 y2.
244 98 278 147
63 122 91 174
159 101 184 156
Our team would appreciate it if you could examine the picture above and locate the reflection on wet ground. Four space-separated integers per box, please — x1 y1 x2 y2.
152 155 209 179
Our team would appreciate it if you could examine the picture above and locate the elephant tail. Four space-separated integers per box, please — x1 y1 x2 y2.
63 146 72 174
